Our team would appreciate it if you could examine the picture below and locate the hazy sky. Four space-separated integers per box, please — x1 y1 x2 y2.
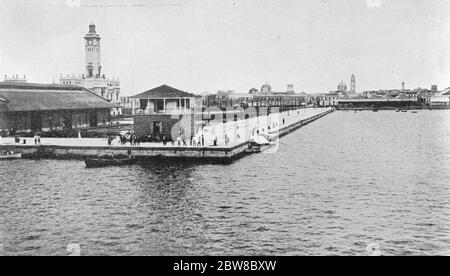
1 0 449 95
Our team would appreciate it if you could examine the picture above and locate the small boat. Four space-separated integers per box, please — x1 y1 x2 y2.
411 111 419 113
373 108 379 112
401 109 408 112
396 109 400 112
247 135 276 153
0 152 22 160
85 155 138 168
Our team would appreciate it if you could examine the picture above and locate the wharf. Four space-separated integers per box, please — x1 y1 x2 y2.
0 108 333 163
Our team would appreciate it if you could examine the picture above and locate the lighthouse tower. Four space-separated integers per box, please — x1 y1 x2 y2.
84 22 101 78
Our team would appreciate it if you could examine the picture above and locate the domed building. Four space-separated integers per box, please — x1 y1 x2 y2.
338 81 347 93
260 83 272 94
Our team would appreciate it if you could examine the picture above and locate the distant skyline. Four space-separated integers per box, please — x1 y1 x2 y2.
1 0 450 95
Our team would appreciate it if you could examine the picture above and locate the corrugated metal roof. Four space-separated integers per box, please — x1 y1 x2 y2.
0 83 114 112
133 84 195 99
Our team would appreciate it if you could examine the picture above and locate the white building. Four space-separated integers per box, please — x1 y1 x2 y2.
3 74 27 84
59 22 121 115
430 88 450 106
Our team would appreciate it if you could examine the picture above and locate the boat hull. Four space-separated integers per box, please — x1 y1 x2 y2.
0 153 22 160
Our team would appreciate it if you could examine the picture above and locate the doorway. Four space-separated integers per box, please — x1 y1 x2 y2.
153 121 162 134
30 112 42 132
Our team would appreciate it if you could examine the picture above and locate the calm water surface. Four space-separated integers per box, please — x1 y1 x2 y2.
1 110 450 256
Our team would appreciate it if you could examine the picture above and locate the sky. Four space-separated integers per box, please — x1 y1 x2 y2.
0 0 450 96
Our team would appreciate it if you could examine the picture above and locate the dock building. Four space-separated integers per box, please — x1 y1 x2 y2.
132 85 202 139
0 82 114 135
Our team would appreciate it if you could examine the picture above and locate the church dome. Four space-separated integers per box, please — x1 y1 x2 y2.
338 80 347 92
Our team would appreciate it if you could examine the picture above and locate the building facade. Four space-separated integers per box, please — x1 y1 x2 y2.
203 83 307 110
0 82 114 135
3 74 27 84
59 22 121 115
132 85 202 139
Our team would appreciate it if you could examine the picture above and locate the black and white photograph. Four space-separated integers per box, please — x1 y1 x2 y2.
0 0 449 260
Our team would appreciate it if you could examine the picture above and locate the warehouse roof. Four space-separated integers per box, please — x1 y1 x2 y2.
0 82 115 112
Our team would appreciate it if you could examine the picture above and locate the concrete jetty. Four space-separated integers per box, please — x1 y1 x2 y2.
0 108 333 163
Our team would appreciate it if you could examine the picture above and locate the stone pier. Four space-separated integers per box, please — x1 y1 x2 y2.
0 108 333 163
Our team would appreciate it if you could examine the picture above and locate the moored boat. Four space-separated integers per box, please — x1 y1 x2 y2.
0 152 22 160
85 155 138 168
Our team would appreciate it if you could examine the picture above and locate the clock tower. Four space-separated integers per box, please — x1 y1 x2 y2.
84 22 101 78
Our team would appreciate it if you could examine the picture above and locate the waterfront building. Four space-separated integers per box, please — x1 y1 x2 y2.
430 88 450 106
0 82 114 134
431 85 438 93
338 89 420 109
120 96 140 115
132 84 202 138
203 83 307 110
59 22 121 116
3 74 27 84
313 93 340 107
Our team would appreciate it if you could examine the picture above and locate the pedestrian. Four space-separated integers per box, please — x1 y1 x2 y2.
202 134 205 147
78 131 82 139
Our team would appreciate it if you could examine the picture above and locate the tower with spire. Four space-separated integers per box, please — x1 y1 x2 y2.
58 22 122 115
84 22 101 78
350 74 356 94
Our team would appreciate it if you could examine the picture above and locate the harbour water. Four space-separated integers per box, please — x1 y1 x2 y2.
1 110 449 256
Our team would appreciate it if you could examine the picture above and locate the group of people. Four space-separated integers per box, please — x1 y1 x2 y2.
103 131 213 148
